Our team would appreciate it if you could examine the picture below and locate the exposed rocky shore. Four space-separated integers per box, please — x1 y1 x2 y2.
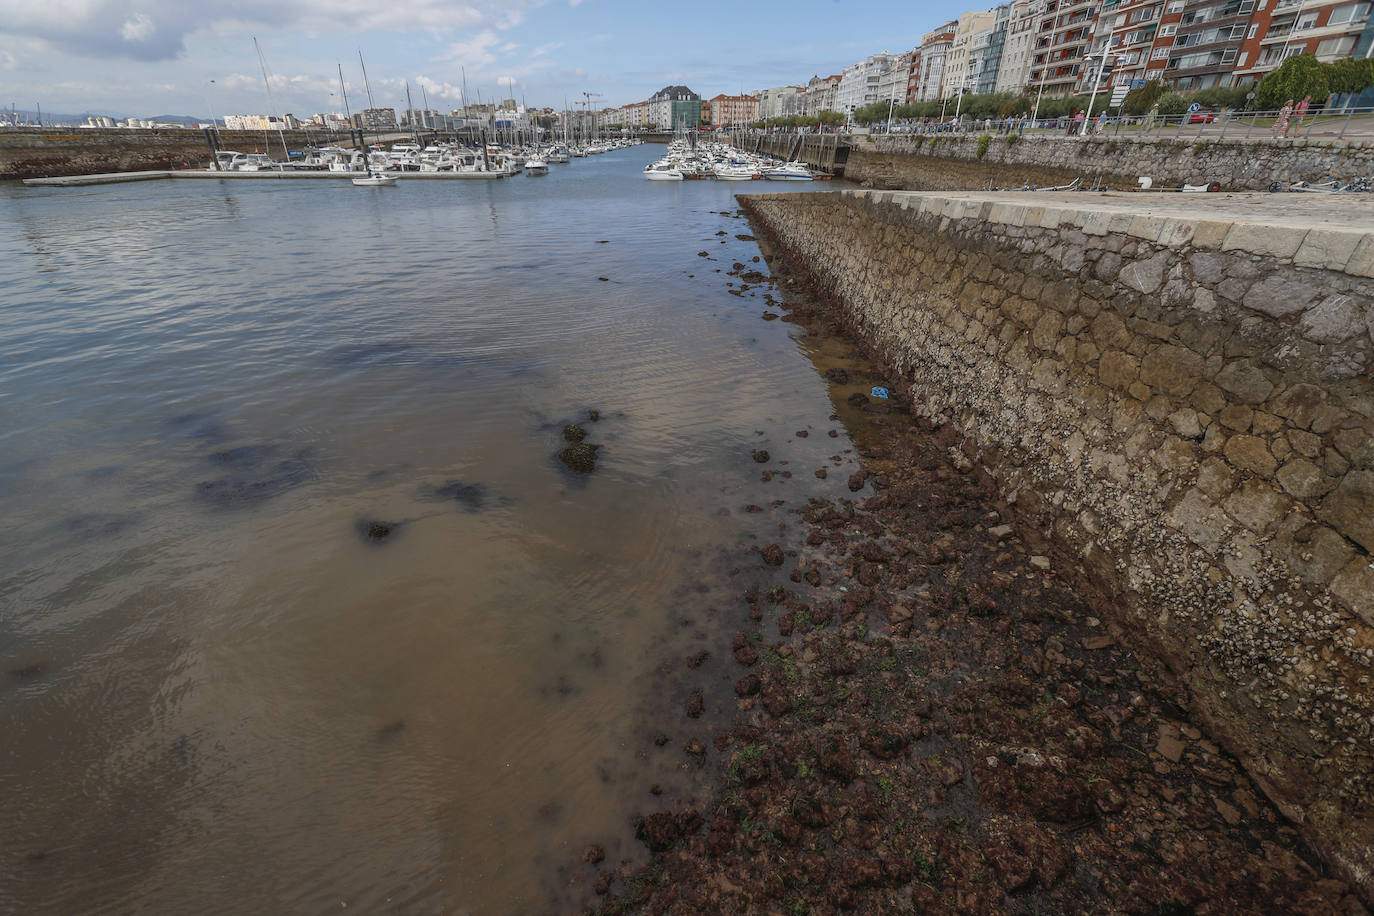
558 214 1365 915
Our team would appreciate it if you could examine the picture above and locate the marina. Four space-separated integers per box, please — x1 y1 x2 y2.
0 143 852 914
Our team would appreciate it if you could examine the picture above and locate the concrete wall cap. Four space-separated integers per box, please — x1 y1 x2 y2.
1221 222 1307 260
1294 229 1363 271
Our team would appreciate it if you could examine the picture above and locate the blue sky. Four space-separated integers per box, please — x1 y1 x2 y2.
0 0 965 118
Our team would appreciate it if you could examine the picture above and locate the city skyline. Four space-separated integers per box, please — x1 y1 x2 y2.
0 0 970 120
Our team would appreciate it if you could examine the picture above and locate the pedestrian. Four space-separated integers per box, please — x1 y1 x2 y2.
1287 95 1311 137
1072 110 1085 135
1272 99 1293 139
1094 111 1107 134
1143 103 1158 134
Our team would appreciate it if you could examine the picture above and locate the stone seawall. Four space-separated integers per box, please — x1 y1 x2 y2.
739 188 1374 899
0 129 336 181
846 134 1374 191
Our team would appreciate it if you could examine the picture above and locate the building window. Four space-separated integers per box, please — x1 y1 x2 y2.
1317 35 1358 56
1160 24 1176 35
1166 0 1184 11
1221 47 1238 62
1152 46 1170 58
1328 2 1371 24
1296 13 1317 28
1248 23 1259 37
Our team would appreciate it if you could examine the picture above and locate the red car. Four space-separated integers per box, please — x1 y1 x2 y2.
1187 107 1217 123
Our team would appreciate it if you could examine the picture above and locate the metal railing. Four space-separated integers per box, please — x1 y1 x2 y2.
852 105 1374 141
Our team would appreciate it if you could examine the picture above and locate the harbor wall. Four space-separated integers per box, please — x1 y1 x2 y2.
838 134 1374 191
739 188 1374 900
0 128 352 181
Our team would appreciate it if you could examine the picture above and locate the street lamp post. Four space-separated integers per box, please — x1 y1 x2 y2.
886 97 896 134
1080 54 1113 136
1030 52 1051 128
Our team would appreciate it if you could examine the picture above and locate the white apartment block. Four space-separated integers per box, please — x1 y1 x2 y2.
942 10 997 98
996 0 1045 93
917 21 960 100
836 51 902 117
758 84 807 119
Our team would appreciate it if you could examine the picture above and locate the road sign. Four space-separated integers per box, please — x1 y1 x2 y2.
1111 85 1132 107
1188 102 1201 112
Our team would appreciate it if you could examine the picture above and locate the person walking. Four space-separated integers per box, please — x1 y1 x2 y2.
1143 103 1158 134
1272 99 1294 139
1094 111 1108 134
1287 95 1311 137
1072 109 1086 135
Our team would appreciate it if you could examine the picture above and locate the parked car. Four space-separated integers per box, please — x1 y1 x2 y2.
1187 107 1218 123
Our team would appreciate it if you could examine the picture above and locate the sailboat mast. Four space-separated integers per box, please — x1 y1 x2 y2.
253 36 290 160
358 50 377 112
405 80 417 145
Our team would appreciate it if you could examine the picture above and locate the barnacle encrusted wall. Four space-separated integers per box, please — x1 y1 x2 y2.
741 189 1374 900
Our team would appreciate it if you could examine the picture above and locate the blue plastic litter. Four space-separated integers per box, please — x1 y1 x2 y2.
871 387 890 399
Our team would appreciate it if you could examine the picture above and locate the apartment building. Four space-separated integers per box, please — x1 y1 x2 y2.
836 51 903 117
979 3 1016 93
916 21 960 100
876 51 917 104
997 0 1046 92
804 74 843 114
1028 0 1103 97
758 84 807 119
944 11 999 97
708 92 758 127
1090 0 1166 91
1236 0 1372 83
905 49 925 101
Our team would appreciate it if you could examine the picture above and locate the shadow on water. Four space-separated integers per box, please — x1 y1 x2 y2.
194 443 318 509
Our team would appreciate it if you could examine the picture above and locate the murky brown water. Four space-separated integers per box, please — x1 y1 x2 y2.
0 153 866 913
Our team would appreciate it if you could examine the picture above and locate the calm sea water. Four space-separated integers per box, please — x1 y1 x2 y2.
0 148 855 914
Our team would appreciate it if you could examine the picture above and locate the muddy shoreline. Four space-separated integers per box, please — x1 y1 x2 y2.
554 209 1364 915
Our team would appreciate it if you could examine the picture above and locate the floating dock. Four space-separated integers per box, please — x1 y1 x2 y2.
23 169 508 187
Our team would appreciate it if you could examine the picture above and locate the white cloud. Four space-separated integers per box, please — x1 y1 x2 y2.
119 12 153 42
442 28 502 68
0 0 541 61
569 0 583 6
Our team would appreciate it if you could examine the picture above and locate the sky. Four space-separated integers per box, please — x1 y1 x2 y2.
0 0 967 119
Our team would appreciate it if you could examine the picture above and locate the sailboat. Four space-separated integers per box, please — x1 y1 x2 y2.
337 59 397 187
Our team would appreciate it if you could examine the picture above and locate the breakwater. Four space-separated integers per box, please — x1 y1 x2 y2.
849 134 1374 191
747 131 1374 191
0 128 340 180
739 188 1374 900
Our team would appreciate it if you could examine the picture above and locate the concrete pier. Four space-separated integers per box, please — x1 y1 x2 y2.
23 168 508 187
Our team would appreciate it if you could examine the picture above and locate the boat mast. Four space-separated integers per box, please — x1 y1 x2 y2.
358 50 377 113
405 80 417 146
253 35 290 160
338 62 363 169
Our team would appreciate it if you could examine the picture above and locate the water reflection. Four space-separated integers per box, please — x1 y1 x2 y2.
0 151 851 914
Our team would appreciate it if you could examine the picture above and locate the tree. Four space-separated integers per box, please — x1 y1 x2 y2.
1326 57 1374 99
1123 80 1166 115
1257 53 1330 109
817 110 844 127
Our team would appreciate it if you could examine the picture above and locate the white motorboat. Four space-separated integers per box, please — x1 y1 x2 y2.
644 161 683 181
713 163 760 181
525 158 549 175
763 162 814 181
352 171 398 187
